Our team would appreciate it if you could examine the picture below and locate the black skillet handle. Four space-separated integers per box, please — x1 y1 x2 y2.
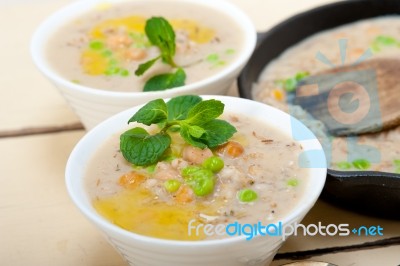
323 169 400 219
256 31 268 48
368 0 400 9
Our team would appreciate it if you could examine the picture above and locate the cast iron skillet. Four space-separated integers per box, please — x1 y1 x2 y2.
238 0 400 219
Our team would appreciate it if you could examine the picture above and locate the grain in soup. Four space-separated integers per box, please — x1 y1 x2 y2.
85 114 309 240
46 1 243 92
253 16 400 173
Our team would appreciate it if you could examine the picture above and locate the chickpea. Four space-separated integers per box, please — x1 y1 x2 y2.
154 162 179 180
125 48 147 61
107 34 132 49
175 185 194 203
182 146 213 164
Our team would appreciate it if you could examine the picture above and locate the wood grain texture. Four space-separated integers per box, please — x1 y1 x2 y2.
0 122 84 138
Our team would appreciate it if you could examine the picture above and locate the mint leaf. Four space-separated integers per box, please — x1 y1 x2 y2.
120 127 171 166
166 95 202 120
198 119 237 148
186 99 224 125
120 96 238 167
180 123 207 149
135 56 161 76
143 68 186 92
128 98 167 126
136 17 185 91
188 125 206 138
145 17 176 67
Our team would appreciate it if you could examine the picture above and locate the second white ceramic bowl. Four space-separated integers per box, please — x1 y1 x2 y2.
31 0 257 129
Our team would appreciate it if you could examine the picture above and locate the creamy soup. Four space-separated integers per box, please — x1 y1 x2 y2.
254 16 400 173
47 1 242 92
85 114 309 240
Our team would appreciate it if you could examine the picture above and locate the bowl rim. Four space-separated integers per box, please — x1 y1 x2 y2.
30 0 257 97
65 95 327 247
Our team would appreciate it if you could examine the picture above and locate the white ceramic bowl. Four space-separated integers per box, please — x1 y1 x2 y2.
30 0 257 130
65 95 327 266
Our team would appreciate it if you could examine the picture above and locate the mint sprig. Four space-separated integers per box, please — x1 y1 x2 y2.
134 17 186 91
143 68 186 92
135 56 161 76
120 95 237 166
145 17 177 67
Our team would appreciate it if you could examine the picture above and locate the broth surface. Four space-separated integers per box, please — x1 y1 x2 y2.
47 1 242 92
85 114 309 240
254 16 400 173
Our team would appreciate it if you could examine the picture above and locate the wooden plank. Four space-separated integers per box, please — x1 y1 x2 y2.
0 122 84 138
0 131 125 266
0 0 80 131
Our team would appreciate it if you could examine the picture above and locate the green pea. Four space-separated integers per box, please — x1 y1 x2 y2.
393 160 400 174
295 71 310 81
202 156 224 173
375 35 398 46
187 176 214 196
89 40 104 50
371 35 400 53
104 67 120 76
181 166 203 178
283 77 297 92
237 189 258 202
225 48 235 55
102 50 113 57
108 58 118 66
274 79 285 87
215 61 226 67
188 168 213 181
181 166 215 196
182 166 214 179
120 69 130 77
287 178 299 187
164 179 181 193
370 43 380 53
336 161 352 170
206 53 219 63
352 159 371 170
146 164 156 173
129 32 149 47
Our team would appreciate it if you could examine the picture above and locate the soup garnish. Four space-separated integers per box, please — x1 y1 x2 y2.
134 17 186 91
120 95 236 166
